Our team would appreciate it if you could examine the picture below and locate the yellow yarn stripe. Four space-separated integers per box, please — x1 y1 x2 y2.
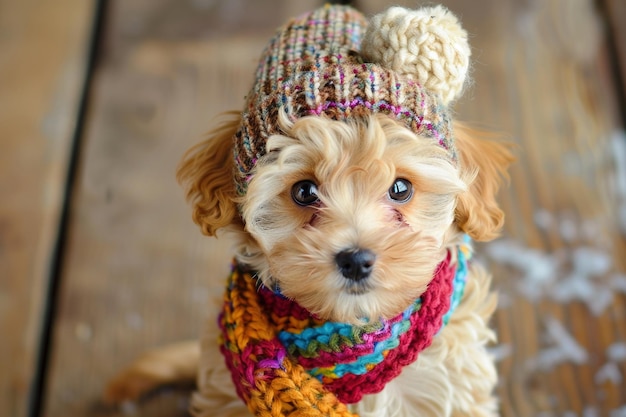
221 268 359 417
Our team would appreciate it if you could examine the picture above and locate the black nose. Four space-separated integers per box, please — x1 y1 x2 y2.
335 249 376 281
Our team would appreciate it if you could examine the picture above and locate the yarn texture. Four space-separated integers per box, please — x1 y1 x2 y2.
233 5 470 195
218 243 472 416
361 6 471 105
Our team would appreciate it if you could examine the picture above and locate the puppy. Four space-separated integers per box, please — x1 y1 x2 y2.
106 5 513 417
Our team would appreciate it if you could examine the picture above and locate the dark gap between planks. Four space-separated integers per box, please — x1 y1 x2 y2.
598 0 626 128
27 1 110 416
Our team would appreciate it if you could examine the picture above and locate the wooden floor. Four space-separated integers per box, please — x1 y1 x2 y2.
1 0 625 416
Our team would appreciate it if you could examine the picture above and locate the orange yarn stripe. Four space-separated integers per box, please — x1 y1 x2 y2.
219 267 358 417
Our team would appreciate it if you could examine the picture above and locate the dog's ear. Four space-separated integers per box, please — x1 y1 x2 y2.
454 122 514 242
177 112 241 236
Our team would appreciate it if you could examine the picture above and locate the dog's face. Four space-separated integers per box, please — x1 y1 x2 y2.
178 112 512 324
241 114 465 323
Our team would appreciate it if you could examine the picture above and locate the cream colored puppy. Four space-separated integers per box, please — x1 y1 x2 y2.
106 5 513 417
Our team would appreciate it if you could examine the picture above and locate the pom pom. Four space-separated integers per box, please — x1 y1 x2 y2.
361 6 471 104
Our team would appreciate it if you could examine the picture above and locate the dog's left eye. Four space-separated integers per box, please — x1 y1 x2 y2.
291 180 320 206
388 178 413 203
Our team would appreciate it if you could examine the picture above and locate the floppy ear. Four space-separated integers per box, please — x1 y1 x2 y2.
176 112 241 236
454 122 514 242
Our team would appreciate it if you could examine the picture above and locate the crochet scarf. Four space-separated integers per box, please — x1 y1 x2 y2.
219 243 470 416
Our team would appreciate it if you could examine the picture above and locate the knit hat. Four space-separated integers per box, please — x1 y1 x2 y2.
233 4 471 195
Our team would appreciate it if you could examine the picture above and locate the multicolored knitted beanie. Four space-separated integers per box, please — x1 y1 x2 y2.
233 4 471 195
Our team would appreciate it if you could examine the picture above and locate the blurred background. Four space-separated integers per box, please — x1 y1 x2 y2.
1 0 625 416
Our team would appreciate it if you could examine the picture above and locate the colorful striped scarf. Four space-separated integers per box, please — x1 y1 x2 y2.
219 243 470 416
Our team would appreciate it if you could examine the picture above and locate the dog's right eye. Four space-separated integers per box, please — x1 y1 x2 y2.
291 180 319 206
388 178 413 203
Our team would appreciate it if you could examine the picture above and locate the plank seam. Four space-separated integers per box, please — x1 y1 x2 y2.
598 0 626 128
26 1 109 416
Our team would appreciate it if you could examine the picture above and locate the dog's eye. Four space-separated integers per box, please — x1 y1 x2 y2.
291 180 320 206
388 178 413 203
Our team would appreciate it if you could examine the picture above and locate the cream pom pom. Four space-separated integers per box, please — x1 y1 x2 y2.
361 5 471 105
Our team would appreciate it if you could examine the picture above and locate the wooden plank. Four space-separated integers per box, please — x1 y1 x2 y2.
437 0 626 415
0 1 94 416
42 0 626 416
364 0 626 415
42 1 320 416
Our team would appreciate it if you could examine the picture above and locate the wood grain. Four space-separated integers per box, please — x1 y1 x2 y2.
445 0 626 415
42 1 320 416
0 1 94 416
40 0 626 416
355 0 625 414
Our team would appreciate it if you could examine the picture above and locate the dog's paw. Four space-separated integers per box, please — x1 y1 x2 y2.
102 341 200 404
103 368 162 404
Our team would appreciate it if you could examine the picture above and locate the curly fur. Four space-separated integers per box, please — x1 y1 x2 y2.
105 112 512 417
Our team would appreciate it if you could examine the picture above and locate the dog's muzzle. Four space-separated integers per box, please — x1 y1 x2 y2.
335 248 376 281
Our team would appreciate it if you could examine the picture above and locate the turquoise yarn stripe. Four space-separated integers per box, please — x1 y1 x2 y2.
277 238 471 380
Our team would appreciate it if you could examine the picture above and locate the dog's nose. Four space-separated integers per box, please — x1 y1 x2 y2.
335 249 376 281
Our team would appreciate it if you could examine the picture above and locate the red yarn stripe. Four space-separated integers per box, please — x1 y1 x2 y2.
324 255 455 403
